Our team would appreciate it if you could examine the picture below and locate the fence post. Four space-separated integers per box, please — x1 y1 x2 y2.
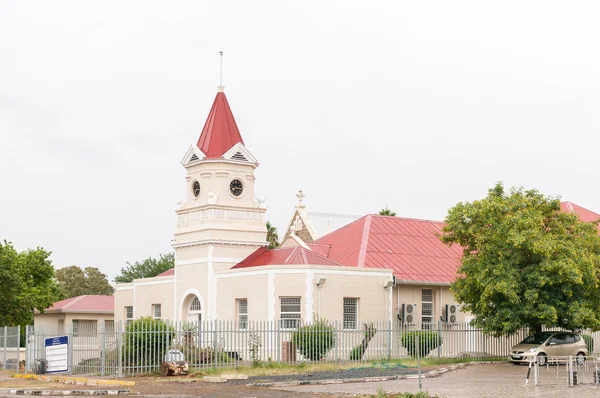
437 320 442 358
117 321 123 378
416 333 422 390
3 326 6 371
213 320 218 368
16 326 20 372
387 319 392 360
100 321 106 376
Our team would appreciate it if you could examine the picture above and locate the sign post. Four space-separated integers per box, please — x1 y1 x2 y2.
44 336 69 374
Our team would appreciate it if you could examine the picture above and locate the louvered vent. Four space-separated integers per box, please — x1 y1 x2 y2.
231 151 248 161
189 153 199 162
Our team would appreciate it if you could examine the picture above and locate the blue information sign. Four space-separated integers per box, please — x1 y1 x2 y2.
44 335 69 373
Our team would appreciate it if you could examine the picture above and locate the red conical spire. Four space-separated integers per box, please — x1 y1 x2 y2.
197 87 244 158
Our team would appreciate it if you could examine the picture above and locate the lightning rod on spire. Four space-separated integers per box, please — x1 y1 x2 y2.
219 50 224 88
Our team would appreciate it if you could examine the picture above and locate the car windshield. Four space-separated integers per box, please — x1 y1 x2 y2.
520 333 554 345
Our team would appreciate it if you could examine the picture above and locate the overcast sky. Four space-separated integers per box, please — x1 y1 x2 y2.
1 1 599 279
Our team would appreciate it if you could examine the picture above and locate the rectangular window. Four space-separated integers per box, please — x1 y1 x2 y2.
422 289 433 329
280 297 302 329
237 299 248 330
104 320 114 333
343 298 358 329
125 306 133 326
72 320 97 337
152 304 161 319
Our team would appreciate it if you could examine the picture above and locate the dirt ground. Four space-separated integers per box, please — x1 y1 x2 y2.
0 377 353 397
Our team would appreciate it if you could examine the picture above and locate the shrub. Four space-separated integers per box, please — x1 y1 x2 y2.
400 331 443 358
349 323 377 361
582 334 595 353
122 317 174 367
291 316 336 361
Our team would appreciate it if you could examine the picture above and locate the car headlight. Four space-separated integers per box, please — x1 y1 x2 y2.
527 348 537 353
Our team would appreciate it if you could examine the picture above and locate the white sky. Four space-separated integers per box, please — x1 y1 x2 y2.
1 0 599 279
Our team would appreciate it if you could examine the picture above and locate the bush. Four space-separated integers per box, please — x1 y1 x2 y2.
350 345 364 361
291 316 336 361
122 317 174 367
582 334 595 353
400 331 443 358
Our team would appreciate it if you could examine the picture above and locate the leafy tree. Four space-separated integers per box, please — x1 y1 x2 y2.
266 221 280 250
378 207 397 216
291 316 336 361
55 265 114 298
441 183 600 336
0 241 62 327
114 253 174 283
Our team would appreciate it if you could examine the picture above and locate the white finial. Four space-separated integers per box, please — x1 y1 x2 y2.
217 50 225 92
296 190 306 208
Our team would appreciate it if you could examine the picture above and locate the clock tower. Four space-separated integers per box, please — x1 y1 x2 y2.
173 85 267 322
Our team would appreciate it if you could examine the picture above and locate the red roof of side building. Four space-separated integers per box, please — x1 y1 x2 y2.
40 295 114 314
314 215 463 283
157 268 175 277
197 89 244 158
232 246 343 269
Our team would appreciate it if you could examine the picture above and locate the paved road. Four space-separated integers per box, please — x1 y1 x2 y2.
278 363 600 398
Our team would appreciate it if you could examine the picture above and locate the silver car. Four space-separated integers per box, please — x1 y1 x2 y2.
509 332 588 366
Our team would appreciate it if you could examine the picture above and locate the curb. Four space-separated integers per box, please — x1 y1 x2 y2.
9 390 131 396
12 375 135 387
248 361 484 387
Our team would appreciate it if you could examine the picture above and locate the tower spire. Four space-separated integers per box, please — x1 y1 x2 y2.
218 50 224 92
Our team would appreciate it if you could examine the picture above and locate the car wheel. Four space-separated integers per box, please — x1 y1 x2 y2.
537 353 547 366
576 352 585 365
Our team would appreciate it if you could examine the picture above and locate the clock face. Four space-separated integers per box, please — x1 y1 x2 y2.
192 181 200 198
230 179 243 197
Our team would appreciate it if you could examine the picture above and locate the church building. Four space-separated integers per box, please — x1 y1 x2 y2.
113 86 600 331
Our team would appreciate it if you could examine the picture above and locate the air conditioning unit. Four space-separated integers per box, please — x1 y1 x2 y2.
397 303 418 324
444 304 460 324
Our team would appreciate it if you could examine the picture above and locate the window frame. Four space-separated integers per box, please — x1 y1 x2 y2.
343 298 359 330
152 304 162 319
125 306 133 326
279 297 302 329
421 288 434 329
237 299 248 330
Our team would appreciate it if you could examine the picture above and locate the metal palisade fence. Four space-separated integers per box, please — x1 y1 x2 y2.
1 326 22 371
22 320 600 377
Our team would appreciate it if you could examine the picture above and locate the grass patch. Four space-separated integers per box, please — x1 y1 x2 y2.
190 356 506 377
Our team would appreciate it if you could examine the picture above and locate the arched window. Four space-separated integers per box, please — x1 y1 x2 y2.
187 296 202 323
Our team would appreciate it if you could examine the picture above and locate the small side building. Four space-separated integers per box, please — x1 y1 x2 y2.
34 295 114 334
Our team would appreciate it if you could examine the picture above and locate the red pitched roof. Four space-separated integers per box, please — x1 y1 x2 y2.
232 246 343 269
42 295 114 314
561 201 600 232
314 215 463 283
197 89 244 158
157 268 174 277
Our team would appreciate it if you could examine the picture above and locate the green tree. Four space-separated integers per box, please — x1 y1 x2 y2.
441 183 600 336
378 207 397 216
0 241 62 327
55 265 114 298
114 253 174 283
266 221 280 249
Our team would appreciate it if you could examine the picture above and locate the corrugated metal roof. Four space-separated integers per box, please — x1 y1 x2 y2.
314 215 463 283
231 246 343 268
561 201 600 232
197 90 244 158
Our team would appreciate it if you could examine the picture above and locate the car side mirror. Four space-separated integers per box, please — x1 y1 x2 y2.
548 342 555 346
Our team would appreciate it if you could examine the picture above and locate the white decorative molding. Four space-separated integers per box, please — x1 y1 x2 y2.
132 279 174 287
175 257 243 266
222 142 258 164
172 239 268 249
216 268 391 279
179 288 205 321
207 245 216 321
180 145 206 166
115 286 134 291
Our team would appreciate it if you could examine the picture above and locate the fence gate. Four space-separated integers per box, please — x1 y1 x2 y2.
1 326 21 371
